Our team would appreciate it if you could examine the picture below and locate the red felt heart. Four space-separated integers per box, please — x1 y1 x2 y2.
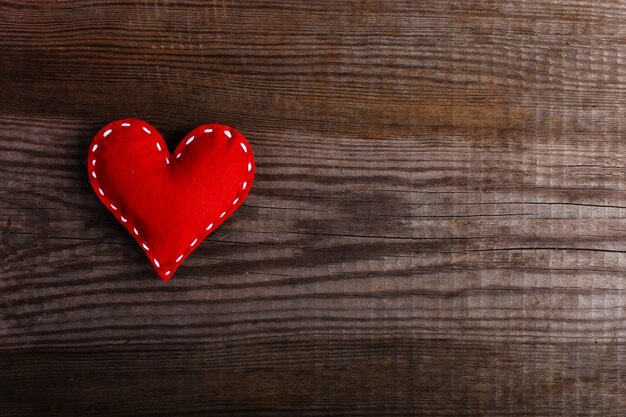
87 119 255 282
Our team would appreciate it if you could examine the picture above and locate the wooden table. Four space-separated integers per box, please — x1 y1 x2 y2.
2 1 626 415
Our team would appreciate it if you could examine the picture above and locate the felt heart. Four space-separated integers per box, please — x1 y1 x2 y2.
87 119 255 282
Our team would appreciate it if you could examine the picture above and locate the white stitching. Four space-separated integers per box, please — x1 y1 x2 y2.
90 123 255 277
143 126 151 134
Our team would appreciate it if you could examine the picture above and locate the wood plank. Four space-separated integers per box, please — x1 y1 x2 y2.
2 0 626 415
3 339 626 417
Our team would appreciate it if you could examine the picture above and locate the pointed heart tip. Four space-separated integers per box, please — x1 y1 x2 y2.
158 271 175 283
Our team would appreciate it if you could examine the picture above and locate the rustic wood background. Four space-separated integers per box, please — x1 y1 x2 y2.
2 0 626 415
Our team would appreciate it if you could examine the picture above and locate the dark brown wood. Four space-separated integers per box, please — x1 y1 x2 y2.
2 0 626 415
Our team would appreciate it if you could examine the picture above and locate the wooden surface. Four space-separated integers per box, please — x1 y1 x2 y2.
2 0 626 415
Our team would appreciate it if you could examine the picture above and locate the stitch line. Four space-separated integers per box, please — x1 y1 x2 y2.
90 122 254 276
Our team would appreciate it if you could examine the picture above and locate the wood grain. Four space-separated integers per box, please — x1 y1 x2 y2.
2 0 626 415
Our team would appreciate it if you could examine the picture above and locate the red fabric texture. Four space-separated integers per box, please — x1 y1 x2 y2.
87 119 255 282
